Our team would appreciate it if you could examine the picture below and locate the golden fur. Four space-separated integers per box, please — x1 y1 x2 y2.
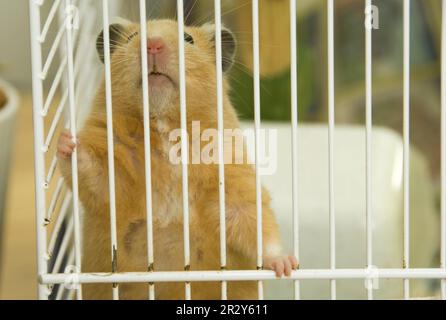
58 20 289 300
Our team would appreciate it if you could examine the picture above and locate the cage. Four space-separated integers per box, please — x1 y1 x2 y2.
28 0 446 300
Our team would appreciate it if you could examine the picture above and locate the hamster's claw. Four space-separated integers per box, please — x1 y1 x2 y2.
57 130 77 160
263 255 299 278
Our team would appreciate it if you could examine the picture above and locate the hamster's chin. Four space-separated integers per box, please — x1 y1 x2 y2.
147 79 177 112
148 73 174 88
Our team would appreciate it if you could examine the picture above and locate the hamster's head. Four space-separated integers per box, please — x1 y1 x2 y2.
96 19 236 116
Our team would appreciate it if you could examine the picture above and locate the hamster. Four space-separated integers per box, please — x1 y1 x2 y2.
57 19 298 300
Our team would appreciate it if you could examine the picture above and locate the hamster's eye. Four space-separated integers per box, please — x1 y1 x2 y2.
127 31 138 42
184 32 194 45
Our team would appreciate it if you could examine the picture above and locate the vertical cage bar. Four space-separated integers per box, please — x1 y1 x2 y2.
29 0 49 300
102 0 120 300
139 0 156 300
65 0 83 300
214 0 228 300
252 0 264 300
441 0 446 301
327 0 336 300
403 0 411 300
365 0 374 300
290 0 300 300
176 0 192 300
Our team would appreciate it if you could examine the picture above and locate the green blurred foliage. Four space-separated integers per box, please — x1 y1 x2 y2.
229 23 318 122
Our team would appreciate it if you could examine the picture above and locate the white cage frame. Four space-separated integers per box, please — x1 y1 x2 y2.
28 0 446 300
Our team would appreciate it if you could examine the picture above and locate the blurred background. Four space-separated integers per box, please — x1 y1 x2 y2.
0 0 444 299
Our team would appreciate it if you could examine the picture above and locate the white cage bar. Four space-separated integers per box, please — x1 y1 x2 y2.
214 0 228 301
29 1 49 299
251 0 264 300
28 0 446 301
327 0 336 300
41 268 446 284
289 0 300 301
403 0 411 300
138 0 156 301
365 0 374 301
442 0 446 301
176 0 192 300
40 0 62 43
101 0 120 300
65 0 83 300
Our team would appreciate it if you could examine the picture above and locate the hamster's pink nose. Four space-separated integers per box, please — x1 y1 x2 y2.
148 37 165 55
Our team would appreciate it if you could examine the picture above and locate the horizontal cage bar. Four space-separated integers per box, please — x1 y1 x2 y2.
41 269 446 285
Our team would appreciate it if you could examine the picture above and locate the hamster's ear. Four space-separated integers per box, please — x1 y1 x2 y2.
203 24 237 72
96 24 126 64
220 28 236 72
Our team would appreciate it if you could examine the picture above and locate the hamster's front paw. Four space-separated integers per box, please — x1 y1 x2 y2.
263 255 299 278
57 130 77 160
